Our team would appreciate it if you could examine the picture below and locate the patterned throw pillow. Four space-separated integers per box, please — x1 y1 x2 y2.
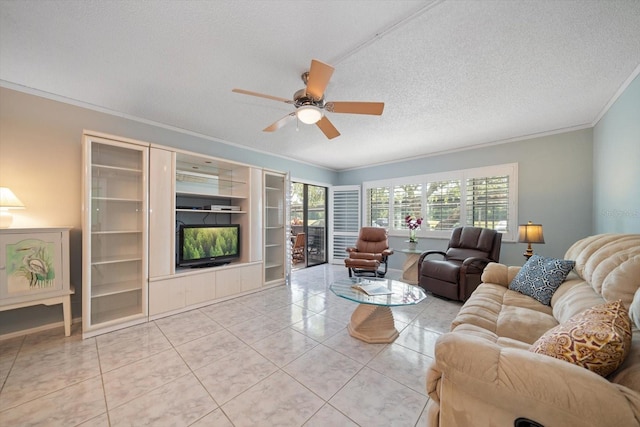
508 254 575 305
530 300 632 377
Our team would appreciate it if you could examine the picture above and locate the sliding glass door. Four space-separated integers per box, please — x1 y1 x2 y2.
291 182 327 268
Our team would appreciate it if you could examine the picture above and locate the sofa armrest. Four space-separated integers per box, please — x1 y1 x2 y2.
480 262 521 288
430 332 640 426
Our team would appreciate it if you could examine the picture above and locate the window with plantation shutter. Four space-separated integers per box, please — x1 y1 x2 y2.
330 185 360 263
361 163 518 241
425 180 461 231
466 175 510 231
333 189 360 232
366 186 390 228
394 184 422 229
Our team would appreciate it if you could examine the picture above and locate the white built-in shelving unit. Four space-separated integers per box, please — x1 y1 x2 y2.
82 131 289 336
82 134 148 338
264 171 287 285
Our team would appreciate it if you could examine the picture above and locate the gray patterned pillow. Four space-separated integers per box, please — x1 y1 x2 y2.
509 254 575 305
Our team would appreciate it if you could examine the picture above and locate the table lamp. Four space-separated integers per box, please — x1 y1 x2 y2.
0 187 25 228
518 220 544 260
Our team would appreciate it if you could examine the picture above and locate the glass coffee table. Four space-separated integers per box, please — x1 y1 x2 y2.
330 277 427 343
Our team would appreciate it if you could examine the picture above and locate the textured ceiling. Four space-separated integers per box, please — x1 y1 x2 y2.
1 0 640 170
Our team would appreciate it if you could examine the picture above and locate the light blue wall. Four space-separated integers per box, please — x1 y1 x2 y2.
593 74 640 233
338 129 594 268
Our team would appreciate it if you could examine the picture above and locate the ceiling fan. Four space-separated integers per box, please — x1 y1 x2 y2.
232 59 384 139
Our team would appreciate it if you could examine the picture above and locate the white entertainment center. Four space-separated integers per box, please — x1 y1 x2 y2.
82 131 288 338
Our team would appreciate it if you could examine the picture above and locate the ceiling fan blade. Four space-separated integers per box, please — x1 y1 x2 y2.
232 88 292 104
326 101 385 115
316 116 340 139
305 59 334 100
263 113 296 132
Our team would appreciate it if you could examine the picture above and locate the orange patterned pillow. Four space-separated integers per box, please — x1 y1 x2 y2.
530 300 632 377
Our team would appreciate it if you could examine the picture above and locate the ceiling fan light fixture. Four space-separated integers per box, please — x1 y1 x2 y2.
296 105 323 124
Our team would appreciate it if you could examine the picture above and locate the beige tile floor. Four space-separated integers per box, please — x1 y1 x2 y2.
0 264 462 426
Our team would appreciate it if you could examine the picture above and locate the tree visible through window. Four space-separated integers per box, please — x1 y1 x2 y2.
426 180 460 230
394 184 422 229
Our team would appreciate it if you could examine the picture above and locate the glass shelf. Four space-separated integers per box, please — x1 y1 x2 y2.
92 143 143 170
175 208 247 214
265 262 284 269
175 155 248 198
91 280 142 298
91 255 143 265
92 164 142 174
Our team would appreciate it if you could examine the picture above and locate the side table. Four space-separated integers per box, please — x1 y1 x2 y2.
399 248 423 285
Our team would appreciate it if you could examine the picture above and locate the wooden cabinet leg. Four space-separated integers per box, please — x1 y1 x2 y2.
63 295 71 337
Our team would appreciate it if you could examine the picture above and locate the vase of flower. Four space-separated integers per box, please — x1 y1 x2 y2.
405 215 422 250
408 239 417 251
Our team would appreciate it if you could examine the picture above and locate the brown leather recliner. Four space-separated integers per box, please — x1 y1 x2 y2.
417 226 502 301
344 227 394 277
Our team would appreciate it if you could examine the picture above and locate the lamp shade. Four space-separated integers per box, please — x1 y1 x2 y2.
0 187 25 228
518 221 545 244
0 187 25 209
296 105 323 124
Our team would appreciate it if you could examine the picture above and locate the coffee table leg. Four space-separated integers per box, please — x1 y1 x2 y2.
348 304 399 343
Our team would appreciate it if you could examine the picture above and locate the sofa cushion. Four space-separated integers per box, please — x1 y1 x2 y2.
496 305 558 344
451 283 557 344
421 259 461 282
530 300 632 377
451 323 536 352
551 278 607 323
564 234 640 309
509 254 575 305
609 334 640 393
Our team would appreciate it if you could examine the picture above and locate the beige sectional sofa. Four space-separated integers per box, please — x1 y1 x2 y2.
426 234 640 427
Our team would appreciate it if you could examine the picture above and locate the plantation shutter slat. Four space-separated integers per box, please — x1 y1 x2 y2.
426 180 461 230
366 187 390 228
330 186 360 263
393 184 422 229
361 163 517 241
465 175 510 230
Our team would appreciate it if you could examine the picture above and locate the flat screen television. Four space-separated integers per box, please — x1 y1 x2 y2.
178 224 240 268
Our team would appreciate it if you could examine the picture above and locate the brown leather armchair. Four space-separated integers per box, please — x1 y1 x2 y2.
344 227 394 277
417 226 501 301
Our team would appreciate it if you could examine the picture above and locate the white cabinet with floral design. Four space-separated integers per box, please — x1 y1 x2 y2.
0 227 73 336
